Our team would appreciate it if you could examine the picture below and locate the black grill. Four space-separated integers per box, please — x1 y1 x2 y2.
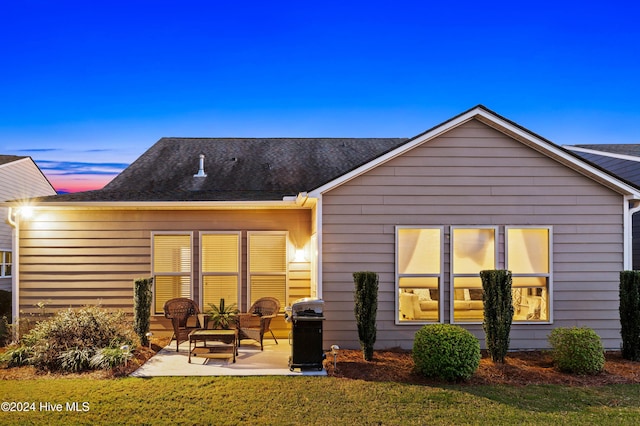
286 298 325 371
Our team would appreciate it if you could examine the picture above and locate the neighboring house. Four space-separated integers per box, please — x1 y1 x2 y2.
0 155 56 294
5 106 640 350
564 145 640 270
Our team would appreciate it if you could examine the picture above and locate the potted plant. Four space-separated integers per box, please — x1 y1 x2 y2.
206 298 238 329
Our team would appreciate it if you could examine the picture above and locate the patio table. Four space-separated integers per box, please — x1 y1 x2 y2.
188 329 238 363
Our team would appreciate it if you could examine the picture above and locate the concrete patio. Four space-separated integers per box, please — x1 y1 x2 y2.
130 338 327 377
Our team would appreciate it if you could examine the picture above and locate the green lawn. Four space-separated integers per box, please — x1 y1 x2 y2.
2 377 640 425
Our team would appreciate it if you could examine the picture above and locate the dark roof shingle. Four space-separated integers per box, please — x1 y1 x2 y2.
41 138 408 202
0 155 28 166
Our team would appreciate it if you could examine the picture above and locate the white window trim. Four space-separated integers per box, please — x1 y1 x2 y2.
450 226 498 324
199 231 242 310
247 230 289 310
395 226 444 325
1 250 11 278
151 231 194 316
505 226 553 324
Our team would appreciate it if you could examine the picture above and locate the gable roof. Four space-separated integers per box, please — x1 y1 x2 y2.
564 145 640 187
39 138 408 202
309 105 640 198
25 105 640 205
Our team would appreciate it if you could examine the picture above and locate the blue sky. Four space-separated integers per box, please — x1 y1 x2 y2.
1 1 639 192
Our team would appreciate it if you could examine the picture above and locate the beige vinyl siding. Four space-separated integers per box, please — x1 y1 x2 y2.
321 119 626 350
18 208 311 337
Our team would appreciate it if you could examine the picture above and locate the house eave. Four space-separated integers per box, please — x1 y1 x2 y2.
1 199 307 211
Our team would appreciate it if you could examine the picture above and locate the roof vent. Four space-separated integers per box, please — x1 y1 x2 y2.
194 154 207 178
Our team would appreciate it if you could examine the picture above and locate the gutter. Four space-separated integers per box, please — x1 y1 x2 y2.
626 197 640 270
5 208 19 341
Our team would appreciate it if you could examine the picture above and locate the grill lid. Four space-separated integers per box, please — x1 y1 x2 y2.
291 297 324 316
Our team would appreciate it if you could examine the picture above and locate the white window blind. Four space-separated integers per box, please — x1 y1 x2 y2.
248 232 287 309
507 227 551 322
396 227 443 323
451 227 497 322
201 233 240 309
152 234 192 314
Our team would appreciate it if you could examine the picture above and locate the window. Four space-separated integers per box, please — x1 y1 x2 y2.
396 227 443 323
248 231 287 310
507 227 551 322
1 251 11 277
451 227 497 322
201 232 241 310
152 233 192 314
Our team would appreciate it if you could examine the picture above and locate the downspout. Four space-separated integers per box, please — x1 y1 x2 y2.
625 196 640 270
316 194 323 298
5 207 19 341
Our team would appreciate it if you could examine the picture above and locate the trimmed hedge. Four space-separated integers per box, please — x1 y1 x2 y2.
353 271 378 361
412 324 481 381
619 271 640 361
133 277 153 346
481 269 514 363
0 289 11 322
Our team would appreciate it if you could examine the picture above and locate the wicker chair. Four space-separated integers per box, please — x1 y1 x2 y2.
237 297 280 350
163 298 201 352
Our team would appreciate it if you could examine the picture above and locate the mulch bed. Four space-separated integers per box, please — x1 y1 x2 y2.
324 349 640 386
3 339 639 385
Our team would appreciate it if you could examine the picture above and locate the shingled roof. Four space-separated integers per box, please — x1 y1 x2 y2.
565 144 640 187
42 138 408 202
0 155 28 166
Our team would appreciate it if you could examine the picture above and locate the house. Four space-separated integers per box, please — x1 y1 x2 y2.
564 144 640 270
0 155 56 295
5 106 640 350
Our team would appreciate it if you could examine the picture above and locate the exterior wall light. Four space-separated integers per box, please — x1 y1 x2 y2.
18 206 34 219
330 344 339 371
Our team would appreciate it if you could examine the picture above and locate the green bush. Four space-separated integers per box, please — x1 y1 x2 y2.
14 306 138 372
619 271 640 361
481 269 514 363
412 324 481 381
133 277 153 346
0 290 11 322
58 347 93 372
0 344 32 367
0 315 10 346
548 327 605 375
353 271 378 361
89 347 133 369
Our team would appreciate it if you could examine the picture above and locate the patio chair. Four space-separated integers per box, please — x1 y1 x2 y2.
237 297 280 350
163 298 201 352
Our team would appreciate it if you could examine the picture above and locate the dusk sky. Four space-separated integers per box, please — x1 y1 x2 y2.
1 1 639 193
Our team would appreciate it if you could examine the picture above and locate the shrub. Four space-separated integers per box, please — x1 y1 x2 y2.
16 305 138 372
0 315 10 346
412 324 481 381
619 271 640 361
481 269 514 363
58 347 93 372
548 327 605 375
0 344 33 367
353 271 378 361
0 290 11 322
133 277 153 346
89 347 133 369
